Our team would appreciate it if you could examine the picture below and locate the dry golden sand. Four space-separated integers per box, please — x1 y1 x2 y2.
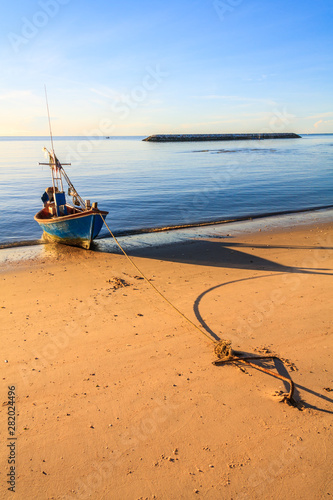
0 221 332 499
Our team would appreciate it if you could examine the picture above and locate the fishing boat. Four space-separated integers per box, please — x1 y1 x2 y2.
34 147 108 249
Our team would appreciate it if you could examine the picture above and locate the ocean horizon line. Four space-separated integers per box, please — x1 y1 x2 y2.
0 133 333 141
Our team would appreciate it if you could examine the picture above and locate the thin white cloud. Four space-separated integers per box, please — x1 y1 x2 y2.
193 94 276 105
313 118 333 130
306 111 333 120
0 90 32 100
179 115 268 128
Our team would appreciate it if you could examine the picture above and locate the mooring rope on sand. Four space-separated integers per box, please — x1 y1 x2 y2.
99 214 296 405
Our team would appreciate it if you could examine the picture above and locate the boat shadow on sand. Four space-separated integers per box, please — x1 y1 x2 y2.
124 237 333 273
121 236 333 414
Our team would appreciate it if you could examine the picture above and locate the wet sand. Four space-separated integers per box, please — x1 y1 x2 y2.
0 217 332 499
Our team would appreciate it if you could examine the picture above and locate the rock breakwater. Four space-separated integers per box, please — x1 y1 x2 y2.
143 133 301 142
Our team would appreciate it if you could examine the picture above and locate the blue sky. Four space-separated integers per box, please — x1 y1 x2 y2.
0 0 332 135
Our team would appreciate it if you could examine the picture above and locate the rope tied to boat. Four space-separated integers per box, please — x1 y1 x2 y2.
99 214 297 406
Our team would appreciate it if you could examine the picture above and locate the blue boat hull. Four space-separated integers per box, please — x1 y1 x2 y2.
35 208 108 249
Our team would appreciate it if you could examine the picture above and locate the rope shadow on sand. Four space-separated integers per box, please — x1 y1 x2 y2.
193 273 333 414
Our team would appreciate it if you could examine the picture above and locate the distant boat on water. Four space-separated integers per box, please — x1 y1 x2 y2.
34 147 108 249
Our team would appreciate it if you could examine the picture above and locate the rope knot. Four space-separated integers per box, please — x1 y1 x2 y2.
214 339 234 360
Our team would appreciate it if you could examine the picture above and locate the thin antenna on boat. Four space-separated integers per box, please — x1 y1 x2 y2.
44 85 55 155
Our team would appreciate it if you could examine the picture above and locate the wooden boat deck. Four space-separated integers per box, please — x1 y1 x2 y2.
36 204 82 220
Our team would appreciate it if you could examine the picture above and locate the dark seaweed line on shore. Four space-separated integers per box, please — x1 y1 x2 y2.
102 204 333 238
1 204 332 250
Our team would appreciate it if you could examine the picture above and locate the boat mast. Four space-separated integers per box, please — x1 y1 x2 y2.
44 86 58 203
41 88 85 210
45 85 55 157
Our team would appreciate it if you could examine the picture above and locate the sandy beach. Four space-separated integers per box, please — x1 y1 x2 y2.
1 217 332 499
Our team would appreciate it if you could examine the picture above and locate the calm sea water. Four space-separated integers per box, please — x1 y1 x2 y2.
0 134 332 246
